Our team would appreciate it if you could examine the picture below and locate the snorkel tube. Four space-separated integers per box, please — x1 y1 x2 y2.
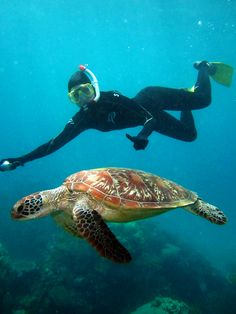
79 65 100 102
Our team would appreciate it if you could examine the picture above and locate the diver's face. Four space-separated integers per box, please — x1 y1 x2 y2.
68 83 95 107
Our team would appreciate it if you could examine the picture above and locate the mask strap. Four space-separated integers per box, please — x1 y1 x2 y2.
79 65 100 102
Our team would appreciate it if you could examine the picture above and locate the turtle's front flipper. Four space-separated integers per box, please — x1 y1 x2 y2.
186 199 227 225
72 204 132 263
51 211 82 238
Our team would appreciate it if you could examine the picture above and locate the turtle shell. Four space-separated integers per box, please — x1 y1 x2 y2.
64 168 197 210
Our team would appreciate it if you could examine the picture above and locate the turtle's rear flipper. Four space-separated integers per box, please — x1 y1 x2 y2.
72 204 132 263
186 199 227 225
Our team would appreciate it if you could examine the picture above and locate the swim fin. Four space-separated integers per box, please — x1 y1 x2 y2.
209 62 234 87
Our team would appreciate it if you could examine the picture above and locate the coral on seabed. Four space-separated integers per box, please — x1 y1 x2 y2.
12 310 27 314
130 296 191 314
1 222 236 314
160 244 181 259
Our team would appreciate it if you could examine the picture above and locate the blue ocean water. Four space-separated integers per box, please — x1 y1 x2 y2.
0 0 236 313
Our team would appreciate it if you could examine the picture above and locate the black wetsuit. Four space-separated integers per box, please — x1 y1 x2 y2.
1 66 211 168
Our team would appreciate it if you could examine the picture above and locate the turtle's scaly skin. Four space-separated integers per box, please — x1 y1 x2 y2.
11 168 228 264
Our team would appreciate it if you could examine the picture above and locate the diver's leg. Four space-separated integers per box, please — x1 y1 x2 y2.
152 109 197 141
133 64 212 111
192 61 212 105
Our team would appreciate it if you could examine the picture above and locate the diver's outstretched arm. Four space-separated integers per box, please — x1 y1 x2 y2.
0 112 86 172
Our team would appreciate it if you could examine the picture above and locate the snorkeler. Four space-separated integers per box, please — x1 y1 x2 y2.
0 61 233 172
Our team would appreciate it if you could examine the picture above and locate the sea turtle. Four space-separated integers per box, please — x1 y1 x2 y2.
11 168 227 263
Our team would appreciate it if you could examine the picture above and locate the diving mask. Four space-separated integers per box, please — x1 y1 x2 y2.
68 83 95 105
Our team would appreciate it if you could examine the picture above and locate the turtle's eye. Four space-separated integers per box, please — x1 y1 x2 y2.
11 202 29 219
12 193 43 220
18 202 31 216
17 204 24 212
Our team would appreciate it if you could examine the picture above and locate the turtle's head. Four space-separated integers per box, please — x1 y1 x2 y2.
11 192 51 220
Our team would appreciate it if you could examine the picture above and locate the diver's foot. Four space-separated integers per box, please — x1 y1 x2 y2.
193 61 216 75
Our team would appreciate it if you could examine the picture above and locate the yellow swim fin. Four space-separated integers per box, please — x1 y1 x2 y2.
210 62 234 87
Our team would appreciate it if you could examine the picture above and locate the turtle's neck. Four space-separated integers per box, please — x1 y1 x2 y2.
41 185 69 211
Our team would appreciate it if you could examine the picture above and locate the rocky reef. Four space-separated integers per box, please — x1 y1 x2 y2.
130 296 191 314
0 222 236 314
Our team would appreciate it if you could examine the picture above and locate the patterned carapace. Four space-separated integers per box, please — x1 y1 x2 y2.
64 168 195 209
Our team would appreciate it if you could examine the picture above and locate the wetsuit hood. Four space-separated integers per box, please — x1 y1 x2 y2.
68 71 91 92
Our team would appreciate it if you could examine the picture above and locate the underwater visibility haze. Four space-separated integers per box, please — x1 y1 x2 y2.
0 0 236 313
